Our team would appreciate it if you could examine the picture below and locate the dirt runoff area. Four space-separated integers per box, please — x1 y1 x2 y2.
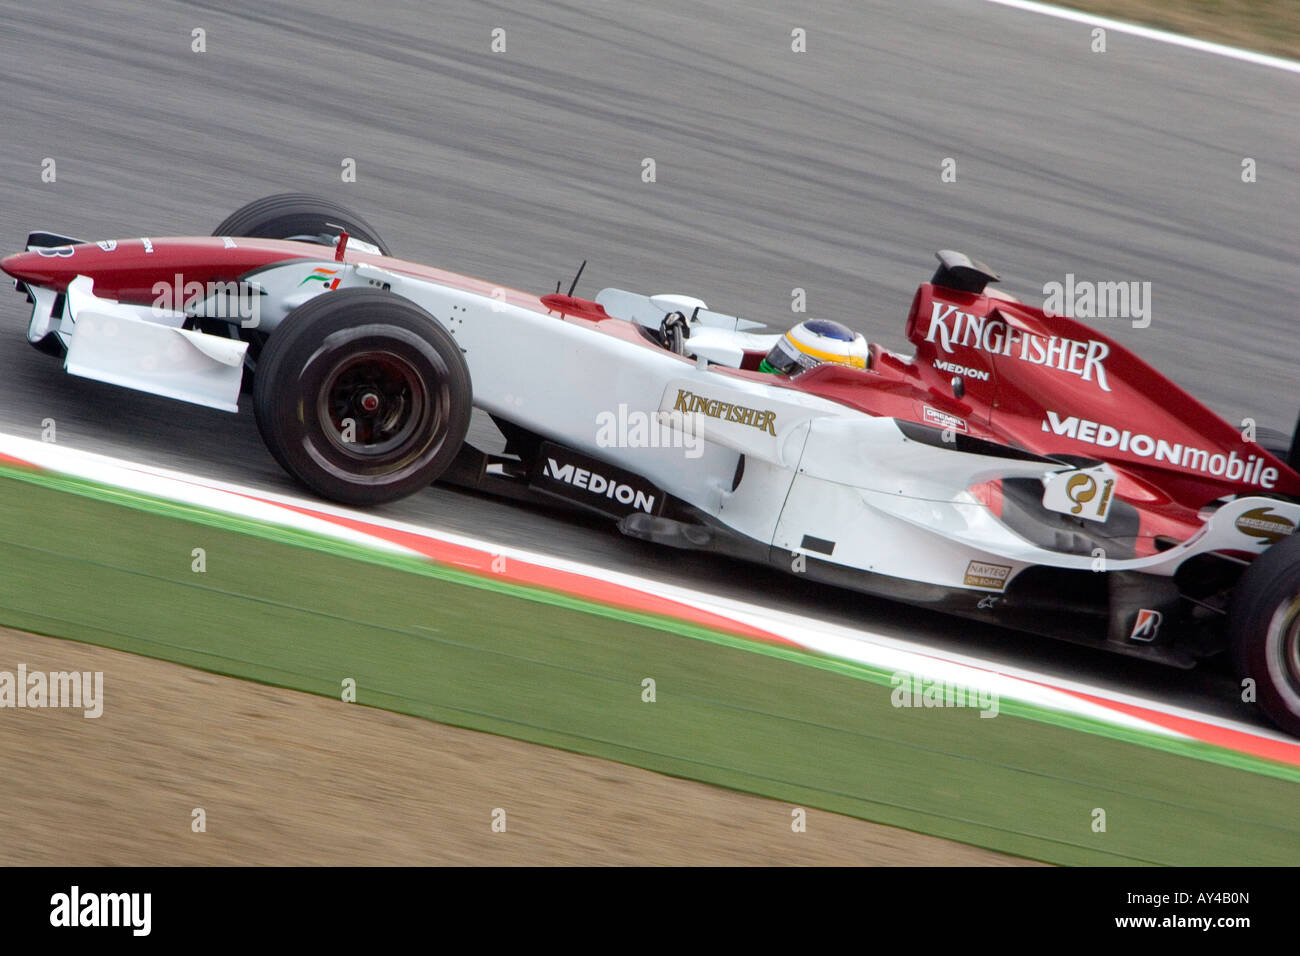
1068 0 1300 60
0 627 1035 866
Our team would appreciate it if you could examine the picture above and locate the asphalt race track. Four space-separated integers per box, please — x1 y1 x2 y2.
1 0 1296 728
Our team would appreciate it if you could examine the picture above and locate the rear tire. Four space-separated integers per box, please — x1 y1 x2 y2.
1254 426 1291 461
253 288 470 505
1228 530 1300 736
212 193 391 255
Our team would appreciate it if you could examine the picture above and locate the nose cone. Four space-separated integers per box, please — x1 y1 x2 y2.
2 250 35 280
1 248 77 287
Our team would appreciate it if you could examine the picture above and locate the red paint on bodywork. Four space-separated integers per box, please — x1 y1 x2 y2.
904 283 1300 504
540 293 612 322
0 237 558 316
1 238 305 303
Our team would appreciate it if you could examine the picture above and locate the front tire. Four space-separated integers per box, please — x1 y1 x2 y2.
1228 530 1300 736
213 193 393 392
253 289 471 505
212 192 391 255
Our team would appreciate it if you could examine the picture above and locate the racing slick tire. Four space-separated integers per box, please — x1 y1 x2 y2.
212 193 392 255
1254 426 1291 461
1228 530 1300 736
212 194 392 392
253 288 471 506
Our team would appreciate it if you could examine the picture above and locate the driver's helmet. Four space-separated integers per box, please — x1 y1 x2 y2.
760 318 869 375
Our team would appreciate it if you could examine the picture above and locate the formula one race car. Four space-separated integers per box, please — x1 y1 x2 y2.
5 194 1300 734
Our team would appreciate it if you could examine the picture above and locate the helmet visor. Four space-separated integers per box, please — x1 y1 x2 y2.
764 335 821 375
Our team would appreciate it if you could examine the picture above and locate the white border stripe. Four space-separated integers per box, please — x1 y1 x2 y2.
981 0 1300 75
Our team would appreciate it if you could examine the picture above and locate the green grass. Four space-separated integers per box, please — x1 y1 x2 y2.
0 465 1297 864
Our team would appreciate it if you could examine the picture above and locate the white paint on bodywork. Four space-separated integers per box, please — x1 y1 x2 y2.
25 284 62 343
62 276 246 412
680 326 779 368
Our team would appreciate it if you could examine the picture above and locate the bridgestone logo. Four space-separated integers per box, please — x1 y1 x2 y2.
964 561 1012 590
672 389 777 436
1041 410 1280 489
543 458 656 513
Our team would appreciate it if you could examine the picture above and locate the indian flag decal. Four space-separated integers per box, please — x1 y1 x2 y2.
299 268 341 289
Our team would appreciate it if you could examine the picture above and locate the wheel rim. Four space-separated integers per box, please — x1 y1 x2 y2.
316 350 432 459
1274 598 1300 686
1266 592 1300 707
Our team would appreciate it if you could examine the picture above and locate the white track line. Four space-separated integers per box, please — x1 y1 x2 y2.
981 0 1300 75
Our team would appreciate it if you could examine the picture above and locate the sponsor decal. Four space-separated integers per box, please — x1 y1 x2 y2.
299 267 341 290
977 595 999 610
1042 410 1280 490
1129 608 1162 642
932 359 989 382
964 560 1012 590
221 236 237 249
1068 474 1112 517
35 245 75 257
140 237 153 253
672 389 777 436
923 406 967 433
534 443 660 517
95 240 117 252
1042 464 1115 523
1235 507 1295 545
925 300 1111 391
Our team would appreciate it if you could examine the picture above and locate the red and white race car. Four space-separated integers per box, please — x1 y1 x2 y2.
5 194 1300 733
